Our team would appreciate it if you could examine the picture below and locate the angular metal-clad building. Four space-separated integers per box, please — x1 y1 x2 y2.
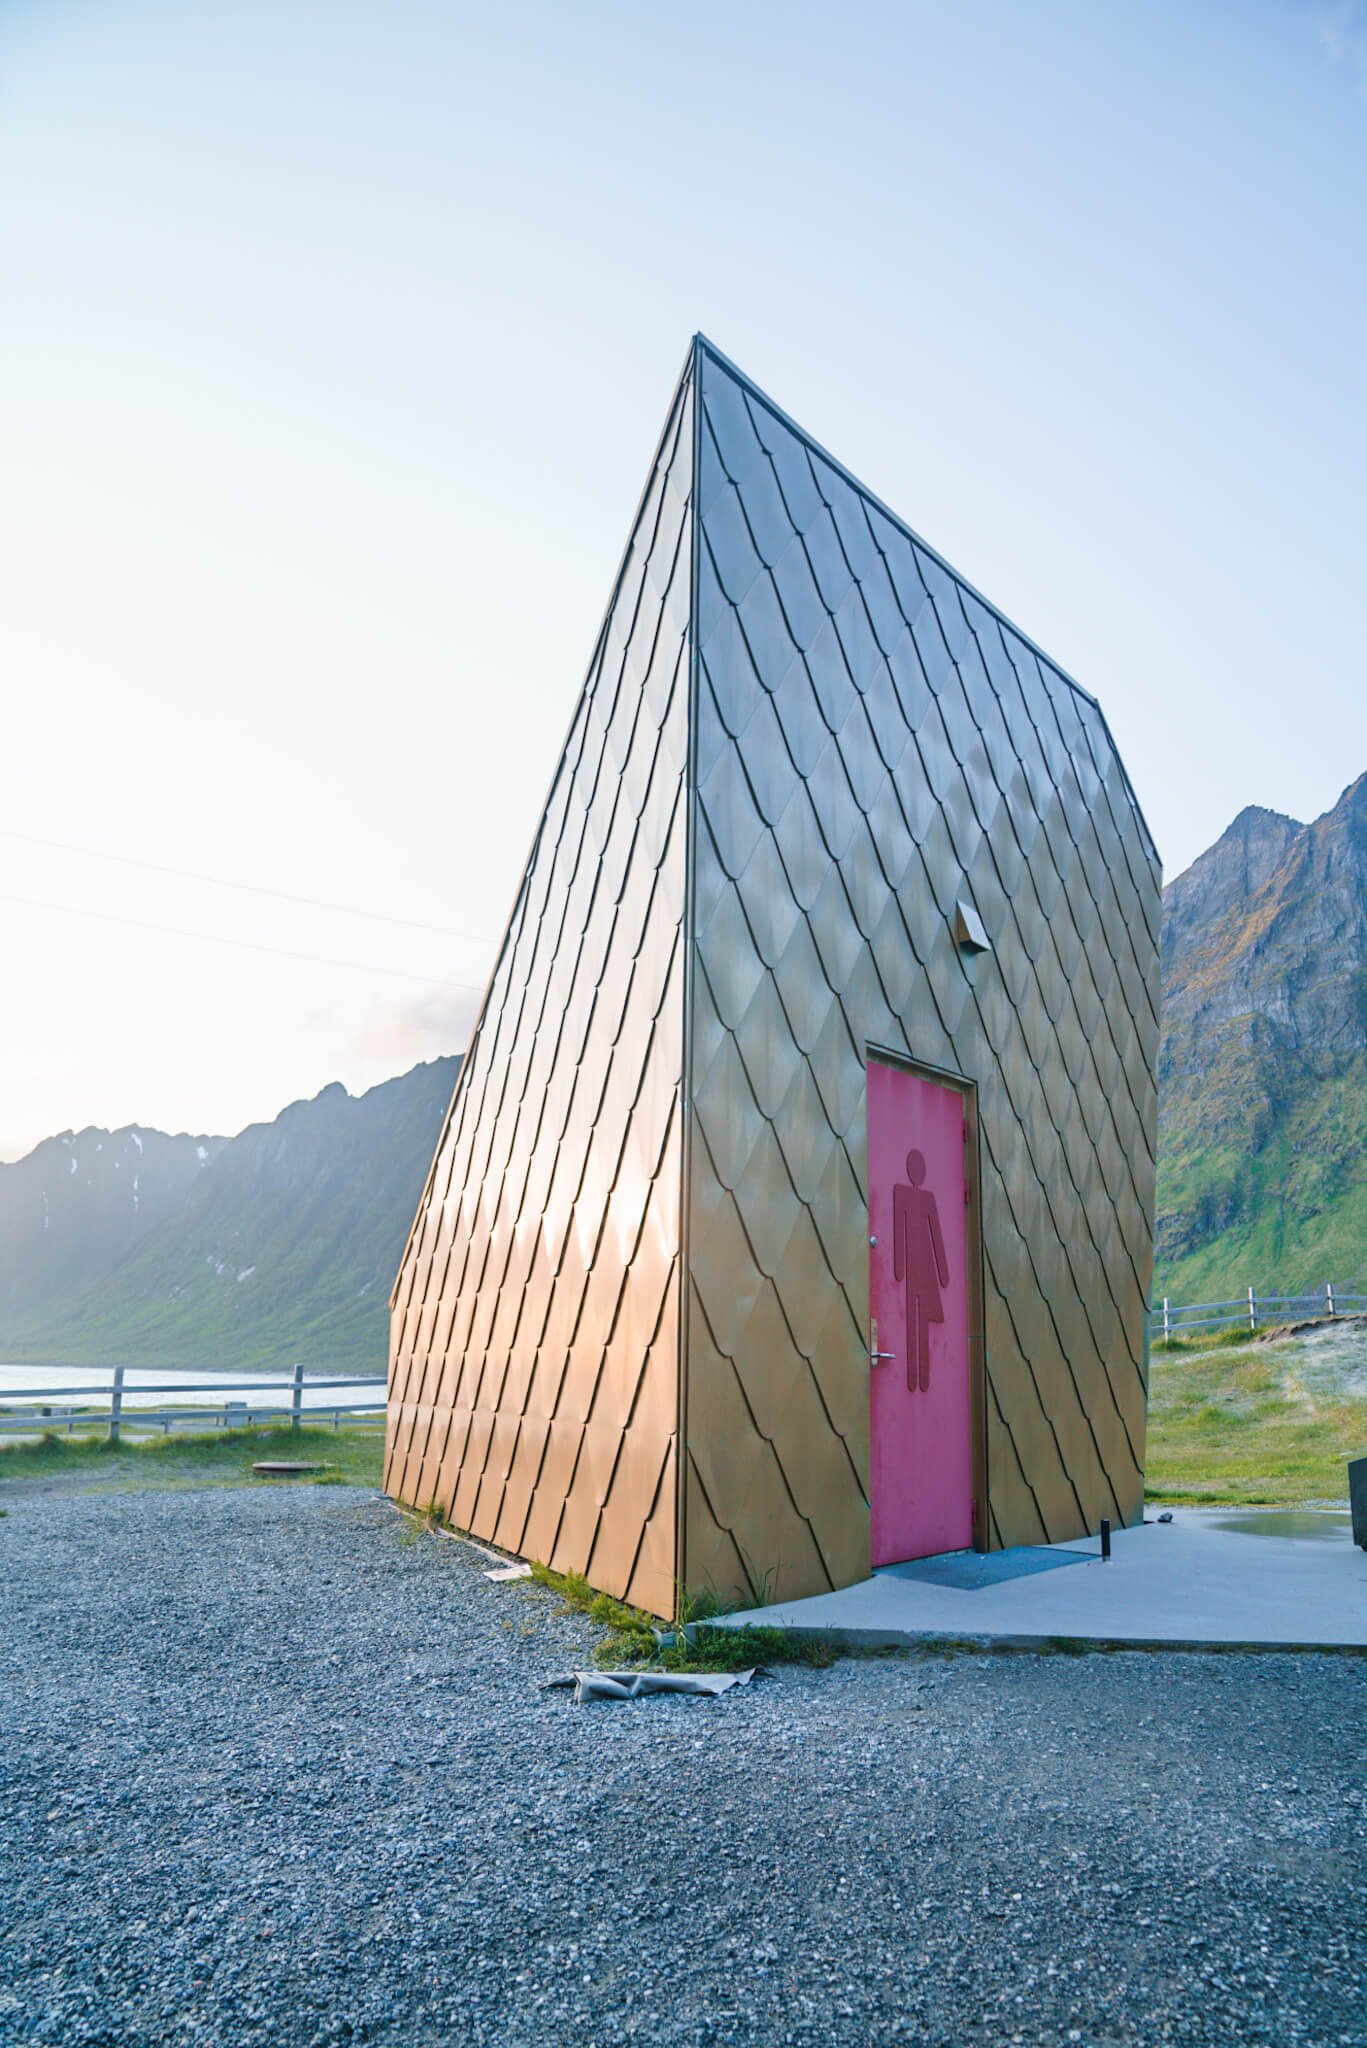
386 337 1161 1619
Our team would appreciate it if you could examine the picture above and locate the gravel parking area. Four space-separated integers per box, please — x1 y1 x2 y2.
2 1485 1364 2048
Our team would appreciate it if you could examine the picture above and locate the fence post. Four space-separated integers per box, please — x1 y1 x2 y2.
1248 1286 1258 1332
1327 1280 1336 1319
291 1361 304 1432
109 1365 124 1445
1162 1296 1171 1343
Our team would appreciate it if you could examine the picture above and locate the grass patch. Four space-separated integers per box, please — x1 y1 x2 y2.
1154 1325 1263 1354
528 1562 838 1672
1145 1337 1365 1506
0 1424 383 1493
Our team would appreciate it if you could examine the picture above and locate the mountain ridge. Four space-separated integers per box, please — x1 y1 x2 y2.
1157 772 1367 1298
0 1058 459 1370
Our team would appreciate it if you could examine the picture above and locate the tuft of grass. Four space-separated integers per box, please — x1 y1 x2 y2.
0 1424 383 1493
528 1563 658 1664
528 1561 836 1671
1153 1324 1270 1355
675 1583 735 1627
735 1548 778 1610
686 1625 837 1673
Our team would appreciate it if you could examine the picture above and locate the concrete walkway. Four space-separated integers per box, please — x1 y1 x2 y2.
730 1509 1367 1651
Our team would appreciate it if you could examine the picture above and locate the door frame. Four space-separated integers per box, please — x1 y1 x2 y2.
866 1044 990 1555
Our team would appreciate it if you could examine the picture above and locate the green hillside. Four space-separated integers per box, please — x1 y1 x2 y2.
1146 1317 1367 1506
1156 1045 1367 1303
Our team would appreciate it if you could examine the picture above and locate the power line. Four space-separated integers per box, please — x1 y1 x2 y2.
0 891 488 993
0 826 495 948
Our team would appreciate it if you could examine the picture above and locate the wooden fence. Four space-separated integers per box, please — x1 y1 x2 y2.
0 1363 387 1440
1150 1285 1367 1342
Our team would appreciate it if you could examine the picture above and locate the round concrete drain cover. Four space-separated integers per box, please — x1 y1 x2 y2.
251 1461 324 1477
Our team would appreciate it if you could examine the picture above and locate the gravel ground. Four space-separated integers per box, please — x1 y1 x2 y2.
1 1486 1364 2048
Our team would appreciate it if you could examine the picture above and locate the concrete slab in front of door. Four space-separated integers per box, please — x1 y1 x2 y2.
720 1511 1367 1652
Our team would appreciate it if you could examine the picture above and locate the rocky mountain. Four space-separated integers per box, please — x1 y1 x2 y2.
1157 773 1367 1300
0 1058 458 1370
1 1124 226 1328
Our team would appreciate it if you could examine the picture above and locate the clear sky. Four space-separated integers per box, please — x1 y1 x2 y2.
2 0 1364 1160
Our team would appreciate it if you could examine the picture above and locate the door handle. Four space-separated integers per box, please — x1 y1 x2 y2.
870 1350 895 1366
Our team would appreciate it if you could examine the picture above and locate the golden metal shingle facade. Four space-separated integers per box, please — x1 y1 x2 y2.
387 339 1161 1617
385 360 694 1617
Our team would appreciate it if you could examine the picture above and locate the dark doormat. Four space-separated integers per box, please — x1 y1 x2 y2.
879 1545 1090 1591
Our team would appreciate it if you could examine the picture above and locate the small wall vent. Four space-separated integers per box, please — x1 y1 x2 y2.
954 898 991 956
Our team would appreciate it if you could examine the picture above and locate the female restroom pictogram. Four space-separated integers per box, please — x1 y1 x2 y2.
892 1149 950 1392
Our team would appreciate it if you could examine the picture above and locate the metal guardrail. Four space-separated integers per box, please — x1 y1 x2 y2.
0 1362 387 1439
1150 1284 1367 1341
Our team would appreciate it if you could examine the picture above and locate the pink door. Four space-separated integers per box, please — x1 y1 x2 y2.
867 1058 975 1566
